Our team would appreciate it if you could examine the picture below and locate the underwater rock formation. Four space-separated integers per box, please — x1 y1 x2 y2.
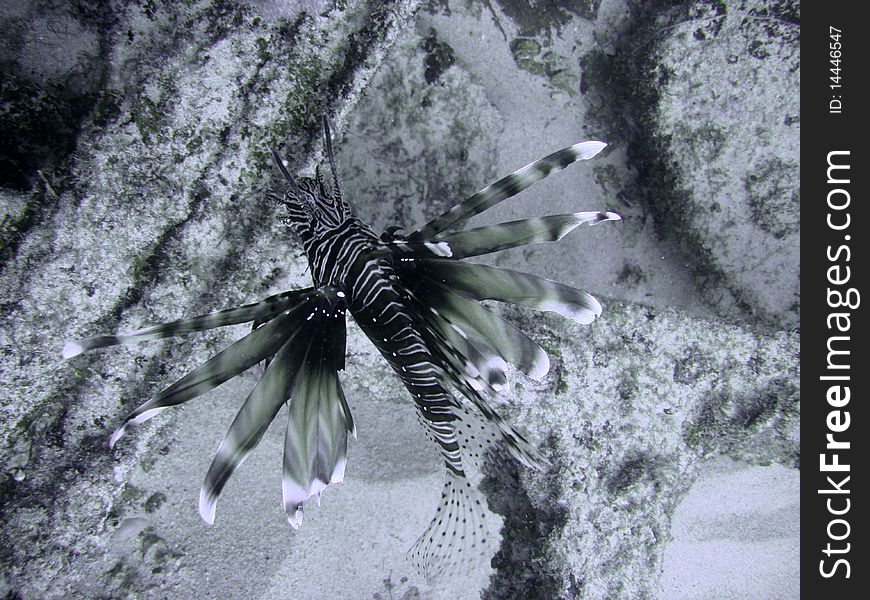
0 1 799 598
0 0 420 597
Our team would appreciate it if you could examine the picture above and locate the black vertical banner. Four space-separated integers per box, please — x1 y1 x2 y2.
803 3 868 597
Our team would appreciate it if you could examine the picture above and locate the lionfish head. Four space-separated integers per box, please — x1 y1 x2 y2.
272 117 351 238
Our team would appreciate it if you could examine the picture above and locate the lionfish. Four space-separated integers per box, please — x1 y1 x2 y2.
63 117 619 581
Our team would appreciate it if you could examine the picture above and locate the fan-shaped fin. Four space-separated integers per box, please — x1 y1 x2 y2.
109 297 314 448
415 299 509 394
410 278 549 380
409 141 607 241
411 260 602 324
281 321 351 528
408 473 494 583
197 286 351 527
62 289 311 358
389 211 620 260
198 325 311 525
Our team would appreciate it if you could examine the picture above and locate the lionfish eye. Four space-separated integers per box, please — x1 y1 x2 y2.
320 182 333 202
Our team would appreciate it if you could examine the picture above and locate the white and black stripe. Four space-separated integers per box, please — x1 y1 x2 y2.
65 118 619 582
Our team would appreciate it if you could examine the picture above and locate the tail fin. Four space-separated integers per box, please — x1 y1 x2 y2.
408 473 495 583
408 399 547 582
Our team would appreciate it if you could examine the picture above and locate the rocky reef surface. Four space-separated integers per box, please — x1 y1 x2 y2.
1 1 798 598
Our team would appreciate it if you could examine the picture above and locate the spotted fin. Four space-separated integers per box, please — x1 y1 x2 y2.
408 473 494 583
414 259 602 324
389 211 620 260
409 400 538 582
448 373 547 471
62 289 311 359
408 141 607 241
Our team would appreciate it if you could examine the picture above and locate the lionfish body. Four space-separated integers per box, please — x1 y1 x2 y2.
63 118 619 580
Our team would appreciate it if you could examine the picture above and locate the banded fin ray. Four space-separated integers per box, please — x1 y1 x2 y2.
62 289 312 359
407 275 550 380
283 304 352 528
389 211 620 260
109 298 315 448
412 294 509 394
414 259 602 324
199 288 350 526
199 329 308 526
408 141 607 241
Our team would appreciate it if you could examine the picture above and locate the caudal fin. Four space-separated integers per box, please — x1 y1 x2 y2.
408 473 495 583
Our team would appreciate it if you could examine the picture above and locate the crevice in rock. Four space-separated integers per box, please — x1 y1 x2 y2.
481 450 569 600
579 0 800 330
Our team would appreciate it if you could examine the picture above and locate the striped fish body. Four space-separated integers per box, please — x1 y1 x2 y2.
342 254 504 578
284 196 462 453
63 116 620 582
347 256 464 466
